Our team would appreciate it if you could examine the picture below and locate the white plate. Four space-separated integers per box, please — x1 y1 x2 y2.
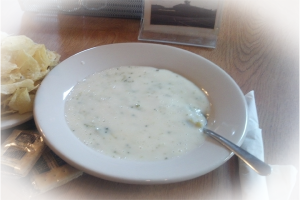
1 112 33 130
34 43 247 184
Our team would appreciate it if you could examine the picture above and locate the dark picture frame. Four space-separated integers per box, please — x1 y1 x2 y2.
139 0 223 48
150 0 217 29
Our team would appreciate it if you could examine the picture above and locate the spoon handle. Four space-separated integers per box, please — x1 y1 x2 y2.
203 128 272 176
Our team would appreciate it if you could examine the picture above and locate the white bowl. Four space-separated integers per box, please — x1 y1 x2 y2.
34 43 247 184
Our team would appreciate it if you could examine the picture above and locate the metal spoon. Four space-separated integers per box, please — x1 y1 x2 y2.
191 110 272 176
203 128 272 176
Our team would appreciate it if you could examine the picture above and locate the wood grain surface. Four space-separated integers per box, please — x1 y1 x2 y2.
1 0 298 199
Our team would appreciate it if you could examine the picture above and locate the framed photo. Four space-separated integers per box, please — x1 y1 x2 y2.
138 0 223 48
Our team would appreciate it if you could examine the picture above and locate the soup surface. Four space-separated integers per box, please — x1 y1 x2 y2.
65 66 210 161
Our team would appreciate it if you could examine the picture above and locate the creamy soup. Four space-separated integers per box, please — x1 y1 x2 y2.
65 66 210 161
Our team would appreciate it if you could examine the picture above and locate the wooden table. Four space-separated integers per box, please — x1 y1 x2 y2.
1 0 298 199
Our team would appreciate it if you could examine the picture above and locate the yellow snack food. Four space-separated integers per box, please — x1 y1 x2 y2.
1 34 60 115
8 88 34 114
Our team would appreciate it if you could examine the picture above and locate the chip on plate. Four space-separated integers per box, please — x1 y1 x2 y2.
1 34 61 115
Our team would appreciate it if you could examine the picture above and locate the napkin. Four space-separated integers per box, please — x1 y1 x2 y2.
239 91 298 200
